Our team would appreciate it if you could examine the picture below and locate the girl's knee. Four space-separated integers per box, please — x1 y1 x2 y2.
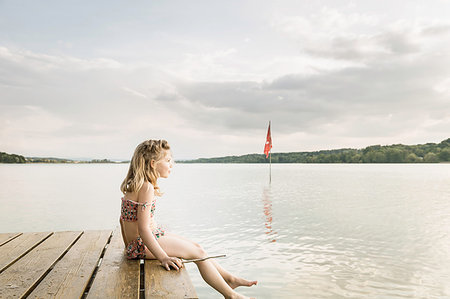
193 243 207 259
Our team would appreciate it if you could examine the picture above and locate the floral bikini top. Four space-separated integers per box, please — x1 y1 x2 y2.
120 197 156 222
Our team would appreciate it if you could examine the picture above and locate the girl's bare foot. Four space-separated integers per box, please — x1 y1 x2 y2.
227 276 258 289
228 291 255 299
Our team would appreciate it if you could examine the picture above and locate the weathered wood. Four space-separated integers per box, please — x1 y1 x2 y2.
145 260 198 299
0 229 198 298
28 230 111 299
0 233 22 247
0 232 52 273
86 229 140 299
0 231 82 298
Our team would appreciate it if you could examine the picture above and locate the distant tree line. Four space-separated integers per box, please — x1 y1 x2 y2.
0 152 116 164
0 152 26 163
27 157 75 163
89 159 114 163
180 138 450 164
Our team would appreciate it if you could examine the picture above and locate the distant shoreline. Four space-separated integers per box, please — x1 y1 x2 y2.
1 137 449 164
0 154 129 164
179 138 450 164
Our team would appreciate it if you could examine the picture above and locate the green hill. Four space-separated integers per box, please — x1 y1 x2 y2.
179 138 450 164
0 152 27 163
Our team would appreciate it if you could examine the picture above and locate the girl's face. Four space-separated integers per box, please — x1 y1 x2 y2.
154 151 173 178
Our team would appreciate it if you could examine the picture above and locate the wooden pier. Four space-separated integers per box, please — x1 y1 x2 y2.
0 229 197 298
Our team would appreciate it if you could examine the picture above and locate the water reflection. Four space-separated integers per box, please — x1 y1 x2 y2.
263 186 277 242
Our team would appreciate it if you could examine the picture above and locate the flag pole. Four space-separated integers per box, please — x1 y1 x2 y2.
269 149 272 184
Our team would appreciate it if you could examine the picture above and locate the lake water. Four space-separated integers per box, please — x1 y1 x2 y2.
1 163 449 298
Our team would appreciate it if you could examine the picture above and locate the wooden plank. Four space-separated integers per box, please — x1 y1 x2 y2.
0 232 52 273
0 233 22 247
0 231 82 299
145 260 198 299
86 229 140 299
27 230 111 299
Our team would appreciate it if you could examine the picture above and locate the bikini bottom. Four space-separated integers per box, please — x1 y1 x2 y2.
125 228 166 259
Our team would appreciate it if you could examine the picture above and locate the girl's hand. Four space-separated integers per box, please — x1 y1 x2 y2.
160 256 183 271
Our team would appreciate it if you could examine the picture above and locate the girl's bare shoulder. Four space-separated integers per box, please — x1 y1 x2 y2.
141 181 154 191
138 181 155 202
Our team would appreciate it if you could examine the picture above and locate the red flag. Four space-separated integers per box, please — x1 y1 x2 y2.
264 122 272 158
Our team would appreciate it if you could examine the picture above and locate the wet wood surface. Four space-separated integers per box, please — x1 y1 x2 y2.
145 260 198 299
0 233 22 246
0 232 52 273
87 229 140 299
0 231 82 298
0 229 197 298
28 231 111 299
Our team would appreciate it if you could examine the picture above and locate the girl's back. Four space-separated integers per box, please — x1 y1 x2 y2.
120 182 157 247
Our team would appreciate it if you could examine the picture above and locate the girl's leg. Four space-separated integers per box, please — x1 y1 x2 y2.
164 233 257 289
210 259 257 289
144 234 252 299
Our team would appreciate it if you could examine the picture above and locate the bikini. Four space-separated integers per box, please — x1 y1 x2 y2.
120 197 165 259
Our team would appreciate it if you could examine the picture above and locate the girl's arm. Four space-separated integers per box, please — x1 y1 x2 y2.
137 182 182 270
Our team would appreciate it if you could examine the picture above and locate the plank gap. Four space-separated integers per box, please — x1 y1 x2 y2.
21 231 84 298
80 230 113 299
0 232 53 274
0 233 23 247
139 259 145 299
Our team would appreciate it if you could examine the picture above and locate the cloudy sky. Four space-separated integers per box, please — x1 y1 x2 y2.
1 0 450 160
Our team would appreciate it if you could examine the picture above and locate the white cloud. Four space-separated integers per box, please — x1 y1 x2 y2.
121 87 148 99
0 46 122 73
270 8 450 66
1 2 449 159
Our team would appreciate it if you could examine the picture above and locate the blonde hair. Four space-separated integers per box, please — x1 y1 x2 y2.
120 139 171 196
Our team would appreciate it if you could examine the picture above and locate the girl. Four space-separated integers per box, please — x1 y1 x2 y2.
119 139 257 299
